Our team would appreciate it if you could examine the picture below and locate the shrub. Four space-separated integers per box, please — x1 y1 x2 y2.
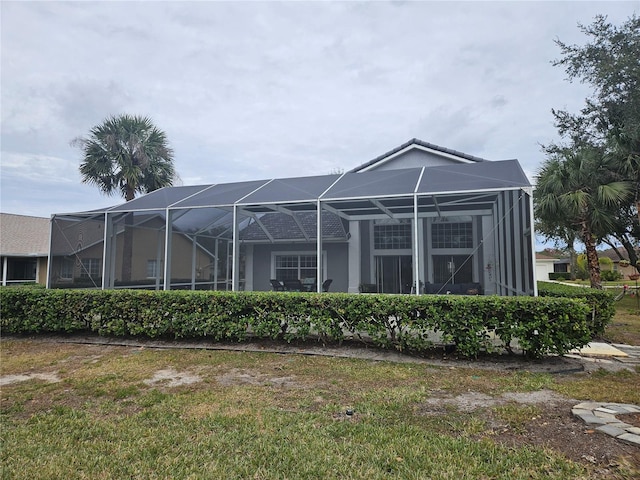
601 270 622 281
548 272 567 281
1 287 592 358
537 281 615 336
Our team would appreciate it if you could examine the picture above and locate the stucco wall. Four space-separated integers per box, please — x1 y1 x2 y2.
250 242 349 292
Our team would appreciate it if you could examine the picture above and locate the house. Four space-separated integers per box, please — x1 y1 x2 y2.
598 248 640 280
48 139 536 296
49 212 219 289
535 250 570 282
0 213 50 285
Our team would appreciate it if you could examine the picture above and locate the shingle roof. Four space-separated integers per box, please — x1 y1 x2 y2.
0 213 50 256
349 138 489 173
240 212 347 242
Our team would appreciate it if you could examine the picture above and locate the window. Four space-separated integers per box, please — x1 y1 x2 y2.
431 222 473 249
60 259 74 280
147 259 158 278
6 259 36 281
80 258 100 279
275 254 317 281
374 222 412 250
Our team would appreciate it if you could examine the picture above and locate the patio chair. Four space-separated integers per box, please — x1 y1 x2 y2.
283 279 303 292
270 279 284 291
322 279 333 292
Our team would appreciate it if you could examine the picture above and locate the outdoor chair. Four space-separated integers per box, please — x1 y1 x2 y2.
322 279 333 292
270 279 284 291
283 279 303 291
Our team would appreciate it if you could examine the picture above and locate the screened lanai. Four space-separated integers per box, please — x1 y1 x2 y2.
48 159 536 296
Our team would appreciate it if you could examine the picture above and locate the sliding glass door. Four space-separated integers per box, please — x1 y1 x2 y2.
432 255 473 286
375 255 412 294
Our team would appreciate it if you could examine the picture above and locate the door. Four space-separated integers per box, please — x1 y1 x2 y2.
375 255 412 293
433 255 473 286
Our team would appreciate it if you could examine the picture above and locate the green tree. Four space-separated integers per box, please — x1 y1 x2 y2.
534 146 632 289
549 14 640 258
76 114 175 282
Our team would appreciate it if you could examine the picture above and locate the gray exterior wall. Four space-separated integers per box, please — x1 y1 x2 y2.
366 149 470 171
359 221 372 284
250 242 349 292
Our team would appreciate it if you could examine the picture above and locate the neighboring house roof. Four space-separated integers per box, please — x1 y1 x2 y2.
597 248 638 262
349 138 490 173
0 213 50 256
535 252 558 262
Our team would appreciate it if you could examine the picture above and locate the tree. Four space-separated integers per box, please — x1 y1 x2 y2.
534 145 632 289
538 14 640 281
76 114 175 282
551 14 640 235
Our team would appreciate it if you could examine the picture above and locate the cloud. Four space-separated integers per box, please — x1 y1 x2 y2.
1 1 638 219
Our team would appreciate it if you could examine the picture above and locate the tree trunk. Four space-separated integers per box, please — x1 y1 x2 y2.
581 223 602 289
619 235 640 274
567 241 577 281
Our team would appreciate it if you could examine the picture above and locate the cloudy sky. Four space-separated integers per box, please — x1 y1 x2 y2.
1 1 637 221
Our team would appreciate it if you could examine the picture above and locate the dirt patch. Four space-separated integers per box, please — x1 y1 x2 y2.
0 372 61 386
616 412 640 428
417 390 640 475
489 401 640 475
216 368 299 388
143 368 201 388
419 389 569 413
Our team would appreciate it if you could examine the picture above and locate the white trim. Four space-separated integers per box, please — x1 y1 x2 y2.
270 250 328 282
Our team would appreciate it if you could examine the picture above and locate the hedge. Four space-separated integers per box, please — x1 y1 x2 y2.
1 288 594 358
537 281 615 336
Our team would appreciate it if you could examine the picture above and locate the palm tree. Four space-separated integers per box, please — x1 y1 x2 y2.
534 146 632 289
77 114 175 282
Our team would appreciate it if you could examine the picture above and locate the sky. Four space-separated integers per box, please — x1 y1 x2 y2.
1 1 638 229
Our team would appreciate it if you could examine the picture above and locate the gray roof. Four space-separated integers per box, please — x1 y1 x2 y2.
240 211 347 242
0 213 50 256
348 138 489 173
64 160 529 215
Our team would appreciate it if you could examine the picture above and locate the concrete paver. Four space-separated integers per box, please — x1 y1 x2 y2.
573 401 640 447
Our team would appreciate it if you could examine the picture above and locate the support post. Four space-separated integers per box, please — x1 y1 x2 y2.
101 212 112 290
413 194 420 295
527 188 538 296
317 200 322 292
163 210 173 291
232 206 239 291
2 256 7 287
191 235 197 290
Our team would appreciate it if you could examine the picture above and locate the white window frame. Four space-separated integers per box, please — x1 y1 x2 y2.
60 258 74 280
80 258 100 279
146 259 159 279
270 250 327 281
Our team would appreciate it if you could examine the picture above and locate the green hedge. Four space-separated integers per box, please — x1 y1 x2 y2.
537 281 615 336
1 288 594 358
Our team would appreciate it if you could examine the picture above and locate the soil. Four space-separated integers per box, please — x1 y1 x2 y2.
616 412 640 429
417 390 640 475
489 401 640 476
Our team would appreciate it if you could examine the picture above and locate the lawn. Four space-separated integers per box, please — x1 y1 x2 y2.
602 288 640 345
1 339 639 479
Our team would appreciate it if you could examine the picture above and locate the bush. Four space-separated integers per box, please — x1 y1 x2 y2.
601 270 622 281
1 287 593 358
548 272 568 281
537 281 615 336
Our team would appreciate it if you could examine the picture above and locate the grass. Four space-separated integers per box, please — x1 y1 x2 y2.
602 288 640 345
2 339 639 479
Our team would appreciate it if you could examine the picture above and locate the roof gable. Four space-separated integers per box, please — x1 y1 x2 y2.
349 138 490 173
